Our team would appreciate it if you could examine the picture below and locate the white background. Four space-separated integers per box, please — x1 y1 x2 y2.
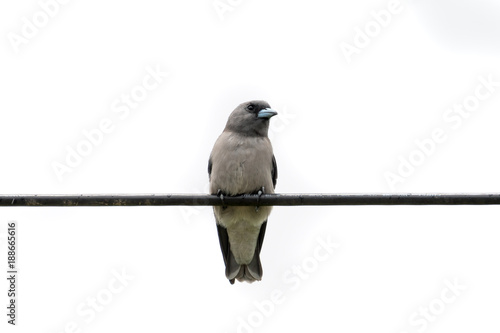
2 0 500 332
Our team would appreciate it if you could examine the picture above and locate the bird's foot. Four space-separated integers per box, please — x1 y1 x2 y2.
216 189 227 209
255 187 265 212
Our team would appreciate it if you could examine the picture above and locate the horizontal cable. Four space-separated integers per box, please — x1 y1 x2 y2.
1 193 500 206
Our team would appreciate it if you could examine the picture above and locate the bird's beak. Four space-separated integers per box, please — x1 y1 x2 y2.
257 108 278 119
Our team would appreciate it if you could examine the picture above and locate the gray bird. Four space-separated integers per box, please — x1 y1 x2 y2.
208 100 278 284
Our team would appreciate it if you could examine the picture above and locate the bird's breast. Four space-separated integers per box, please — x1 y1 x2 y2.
209 133 274 195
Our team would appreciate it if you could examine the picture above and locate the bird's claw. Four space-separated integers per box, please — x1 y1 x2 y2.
255 187 265 212
216 189 227 209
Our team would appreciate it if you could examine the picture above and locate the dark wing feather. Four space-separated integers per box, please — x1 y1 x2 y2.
271 155 278 189
256 220 267 255
208 158 213 179
217 223 239 284
216 223 229 267
246 220 267 281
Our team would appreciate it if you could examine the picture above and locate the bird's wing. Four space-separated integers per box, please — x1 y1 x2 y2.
271 154 278 189
208 157 213 180
245 220 267 281
256 220 267 256
216 222 229 267
216 222 239 284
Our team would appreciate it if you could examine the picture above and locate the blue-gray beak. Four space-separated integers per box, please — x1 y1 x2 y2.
257 108 278 119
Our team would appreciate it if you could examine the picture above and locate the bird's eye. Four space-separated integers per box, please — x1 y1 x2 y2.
247 104 255 111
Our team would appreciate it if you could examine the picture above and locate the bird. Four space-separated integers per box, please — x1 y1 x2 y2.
208 100 278 284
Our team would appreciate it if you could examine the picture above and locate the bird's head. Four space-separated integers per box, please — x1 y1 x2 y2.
224 100 278 137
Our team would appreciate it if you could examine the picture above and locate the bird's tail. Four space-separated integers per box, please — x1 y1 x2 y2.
227 249 262 284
